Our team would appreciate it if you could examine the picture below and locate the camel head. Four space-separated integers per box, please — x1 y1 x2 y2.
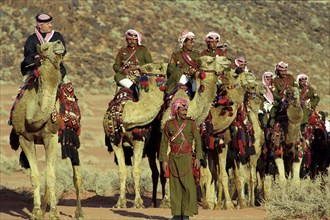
284 86 300 100
244 81 267 112
197 55 231 75
140 63 168 76
244 81 267 98
238 71 256 86
37 40 65 70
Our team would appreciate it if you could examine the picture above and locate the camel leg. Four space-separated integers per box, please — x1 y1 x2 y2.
292 158 302 185
159 176 171 208
216 145 234 210
233 161 246 209
263 175 272 201
245 163 252 207
199 167 207 209
248 155 259 207
275 158 286 184
131 140 145 208
215 173 223 210
112 143 128 208
73 165 84 219
159 161 166 199
44 135 60 220
20 137 43 220
148 157 159 207
200 166 214 209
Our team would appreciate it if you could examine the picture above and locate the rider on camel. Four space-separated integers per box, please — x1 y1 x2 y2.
113 29 153 101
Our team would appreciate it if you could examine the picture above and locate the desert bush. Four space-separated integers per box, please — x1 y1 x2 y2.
0 154 23 174
263 175 330 219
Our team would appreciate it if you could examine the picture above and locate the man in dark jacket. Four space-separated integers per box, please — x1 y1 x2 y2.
21 13 67 78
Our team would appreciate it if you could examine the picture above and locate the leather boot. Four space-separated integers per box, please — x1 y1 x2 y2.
129 84 139 101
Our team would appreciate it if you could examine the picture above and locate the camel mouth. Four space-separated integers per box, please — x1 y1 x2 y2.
53 49 64 55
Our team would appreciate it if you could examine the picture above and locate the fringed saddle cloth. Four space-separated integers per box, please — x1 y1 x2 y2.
58 82 81 165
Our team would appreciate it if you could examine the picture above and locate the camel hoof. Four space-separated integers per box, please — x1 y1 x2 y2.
202 201 209 209
113 198 127 208
159 198 171 209
239 202 246 209
208 203 215 210
214 203 221 210
149 200 156 208
133 198 144 208
49 207 60 220
30 207 43 220
225 201 235 210
74 207 84 220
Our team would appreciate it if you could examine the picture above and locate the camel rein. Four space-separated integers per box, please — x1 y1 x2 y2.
43 54 62 70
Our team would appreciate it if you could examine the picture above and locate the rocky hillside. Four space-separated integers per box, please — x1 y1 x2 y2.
1 0 329 111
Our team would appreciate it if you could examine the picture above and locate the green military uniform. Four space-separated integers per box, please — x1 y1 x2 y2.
259 98 277 128
113 45 153 85
159 118 203 217
298 85 320 125
200 48 225 57
166 47 200 94
272 74 296 103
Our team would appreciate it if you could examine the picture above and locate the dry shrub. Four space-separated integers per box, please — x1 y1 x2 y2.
263 175 330 219
0 154 24 174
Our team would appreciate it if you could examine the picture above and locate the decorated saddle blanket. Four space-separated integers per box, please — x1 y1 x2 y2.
58 82 81 165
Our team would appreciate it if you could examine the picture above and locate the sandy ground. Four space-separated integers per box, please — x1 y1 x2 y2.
0 85 266 219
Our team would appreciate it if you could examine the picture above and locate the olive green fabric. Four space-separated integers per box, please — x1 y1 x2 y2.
259 99 277 128
159 118 203 217
166 47 200 94
113 45 152 85
272 74 296 103
298 85 320 124
200 48 224 57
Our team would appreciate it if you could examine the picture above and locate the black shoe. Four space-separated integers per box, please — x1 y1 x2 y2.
129 84 139 101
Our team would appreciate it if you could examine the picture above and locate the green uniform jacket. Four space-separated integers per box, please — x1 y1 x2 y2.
200 48 225 57
272 74 296 102
166 47 200 94
159 118 202 217
298 85 320 124
113 45 153 85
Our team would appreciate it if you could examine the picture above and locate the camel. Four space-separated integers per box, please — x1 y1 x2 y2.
161 55 233 128
276 87 304 183
242 82 266 207
258 87 304 200
103 63 168 208
11 40 66 220
306 111 330 179
199 70 256 210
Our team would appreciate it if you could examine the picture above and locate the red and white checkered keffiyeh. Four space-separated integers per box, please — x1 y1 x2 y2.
262 71 274 104
296 73 309 85
125 29 142 45
178 30 195 48
171 98 188 117
204 31 220 42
